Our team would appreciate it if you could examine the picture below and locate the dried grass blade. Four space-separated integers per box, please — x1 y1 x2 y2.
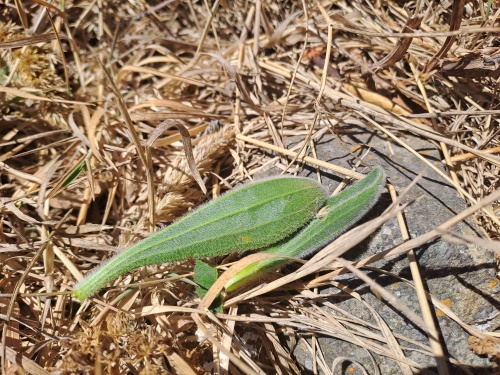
449 146 500 162
0 130 65 148
87 107 105 164
264 10 302 48
0 86 86 105
263 323 295 372
370 14 423 71
130 112 224 122
220 305 238 373
53 245 82 281
424 0 465 73
0 302 20 373
0 33 59 48
306 300 380 374
151 123 208 148
388 185 449 375
37 157 64 213
438 230 500 256
100 60 156 229
130 99 217 118
370 308 413 375
206 52 264 114
132 305 206 317
165 351 197 375
316 23 500 38
191 313 262 375
101 178 118 226
146 120 207 195
13 0 28 29
0 161 43 184
199 253 278 310
313 1 334 103
0 343 49 375
337 258 429 333
236 134 364 179
118 65 210 87
30 0 68 19
1 199 39 224
67 111 91 148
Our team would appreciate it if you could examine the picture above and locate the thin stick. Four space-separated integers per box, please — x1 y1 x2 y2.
388 184 449 375
236 133 365 179
449 146 500 162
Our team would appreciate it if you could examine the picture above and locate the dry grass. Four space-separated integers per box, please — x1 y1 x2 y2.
1 0 500 374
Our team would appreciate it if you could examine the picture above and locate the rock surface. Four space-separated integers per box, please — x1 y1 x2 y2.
256 126 499 374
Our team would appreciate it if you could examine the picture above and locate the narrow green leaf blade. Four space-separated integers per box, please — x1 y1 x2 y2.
225 167 386 291
194 260 222 312
61 159 86 189
194 260 219 293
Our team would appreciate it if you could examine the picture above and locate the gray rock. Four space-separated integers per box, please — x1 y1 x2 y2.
255 127 499 374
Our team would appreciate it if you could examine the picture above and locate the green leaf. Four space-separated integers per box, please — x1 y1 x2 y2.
61 159 86 189
194 260 218 292
194 260 222 312
225 167 386 291
74 176 326 300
